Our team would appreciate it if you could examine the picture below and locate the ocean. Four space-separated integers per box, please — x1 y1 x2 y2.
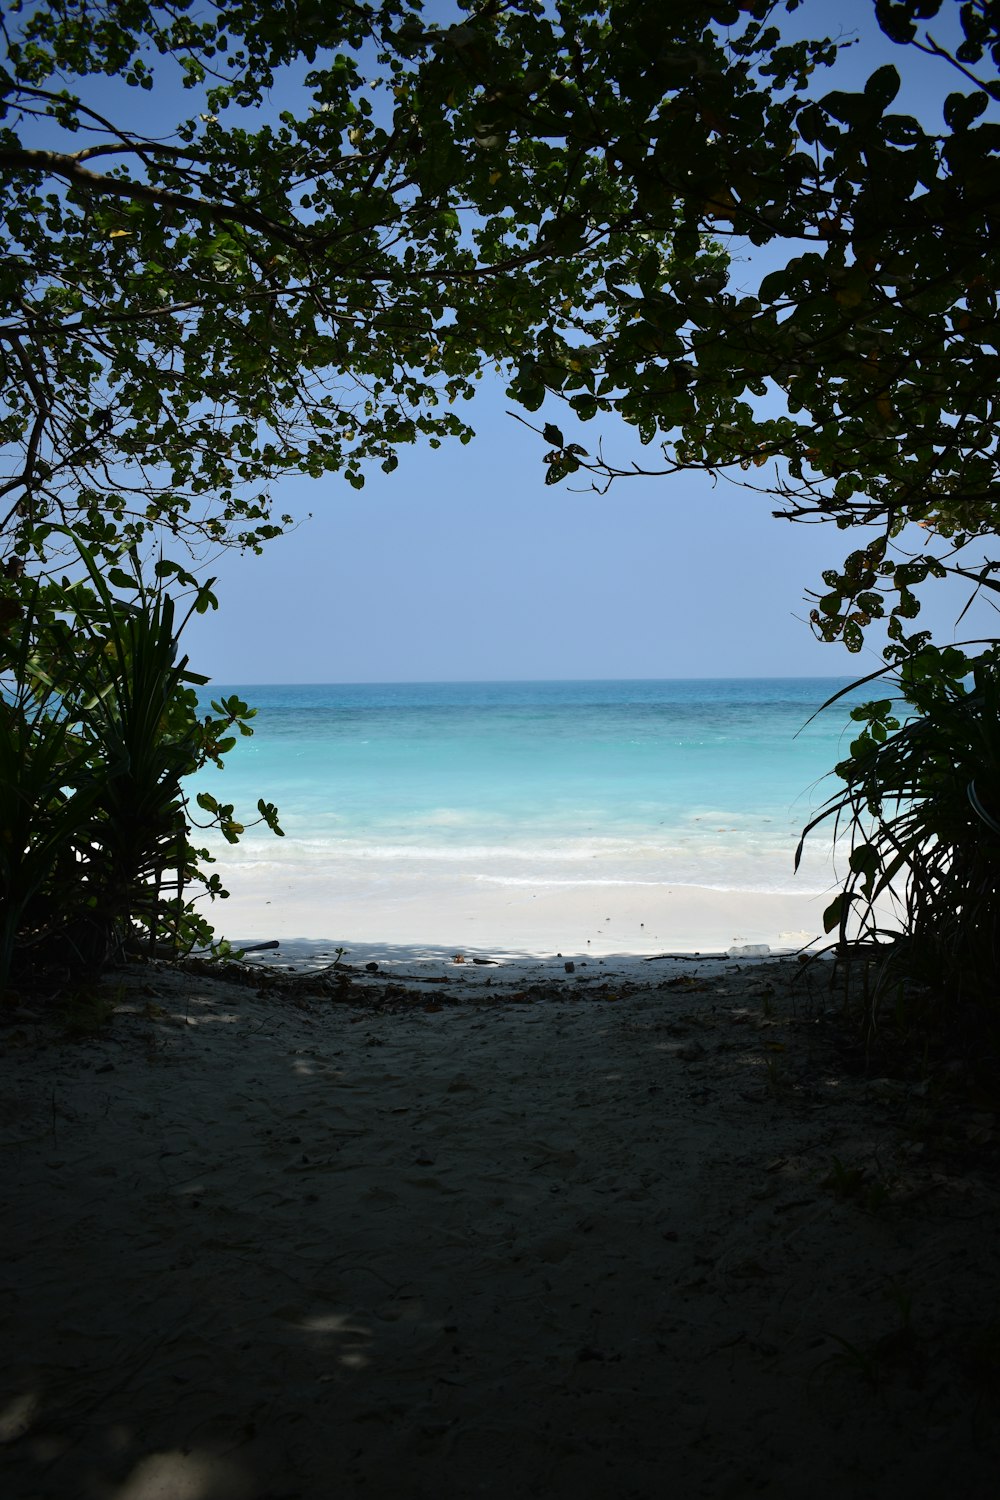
188 678 864 907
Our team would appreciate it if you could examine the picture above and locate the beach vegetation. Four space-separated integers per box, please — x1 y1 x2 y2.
0 531 281 993
0 0 717 576
57 981 122 1036
800 649 1000 1040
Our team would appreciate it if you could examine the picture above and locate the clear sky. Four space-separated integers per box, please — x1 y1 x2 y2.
177 0 990 684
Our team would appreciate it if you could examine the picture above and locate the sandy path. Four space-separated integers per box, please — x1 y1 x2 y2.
2 958 999 1499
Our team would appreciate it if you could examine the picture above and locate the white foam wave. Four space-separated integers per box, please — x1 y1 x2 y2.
473 874 828 895
209 832 823 862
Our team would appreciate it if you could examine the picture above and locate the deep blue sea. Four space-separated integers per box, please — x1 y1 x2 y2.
189 678 863 896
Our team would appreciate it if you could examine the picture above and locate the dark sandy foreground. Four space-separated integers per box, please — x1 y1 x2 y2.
2 954 999 1499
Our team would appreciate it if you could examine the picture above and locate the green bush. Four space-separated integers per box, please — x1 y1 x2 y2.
0 534 281 993
799 647 1000 1033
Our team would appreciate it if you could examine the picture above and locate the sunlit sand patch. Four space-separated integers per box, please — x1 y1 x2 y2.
114 1450 250 1500
0 1392 38 1445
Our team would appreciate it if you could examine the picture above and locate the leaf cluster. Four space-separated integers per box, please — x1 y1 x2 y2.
799 646 1000 1027
4 0 999 642
471 1 1000 653
0 532 281 992
0 0 691 570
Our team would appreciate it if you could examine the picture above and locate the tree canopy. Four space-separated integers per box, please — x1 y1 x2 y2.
491 0 1000 663
0 0 713 571
3 0 997 651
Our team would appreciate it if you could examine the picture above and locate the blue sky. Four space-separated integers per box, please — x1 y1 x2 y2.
169 0 992 683
183 386 994 683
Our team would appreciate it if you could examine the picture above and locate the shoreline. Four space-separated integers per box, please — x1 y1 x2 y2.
207 875 843 960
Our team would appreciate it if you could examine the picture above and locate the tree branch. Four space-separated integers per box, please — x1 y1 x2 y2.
0 147 310 249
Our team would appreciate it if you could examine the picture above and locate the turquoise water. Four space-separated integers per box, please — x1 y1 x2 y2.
189 678 862 895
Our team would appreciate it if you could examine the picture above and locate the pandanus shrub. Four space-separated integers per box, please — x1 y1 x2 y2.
0 599 106 988
0 534 282 993
799 646 1000 1034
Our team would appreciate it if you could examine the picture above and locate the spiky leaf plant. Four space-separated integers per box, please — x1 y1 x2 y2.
0 534 281 993
799 648 1000 1037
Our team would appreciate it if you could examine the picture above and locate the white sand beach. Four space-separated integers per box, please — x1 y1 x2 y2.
208 873 836 958
3 945 999 1499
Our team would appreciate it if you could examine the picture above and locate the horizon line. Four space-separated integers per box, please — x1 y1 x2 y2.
197 672 862 687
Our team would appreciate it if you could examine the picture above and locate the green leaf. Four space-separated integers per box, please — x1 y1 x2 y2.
874 2 917 45
944 90 989 131
820 90 871 127
106 566 138 592
823 893 848 934
864 64 901 110
848 843 879 883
